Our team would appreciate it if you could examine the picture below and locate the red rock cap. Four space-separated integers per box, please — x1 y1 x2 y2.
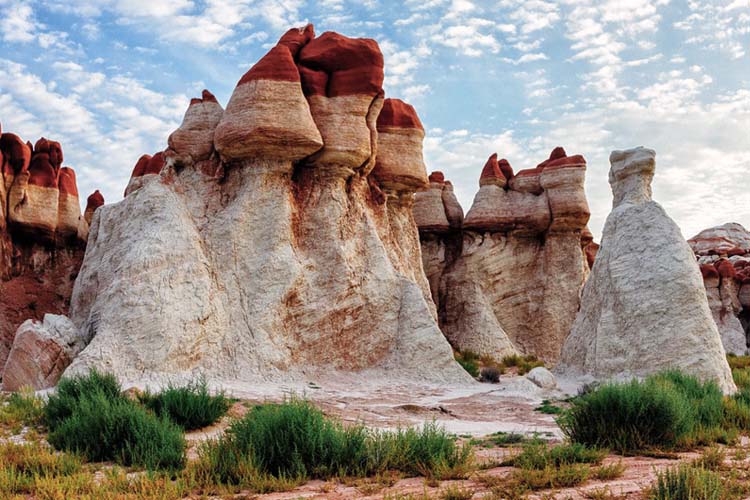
0 133 32 175
497 158 514 180
299 31 384 97
27 153 58 188
479 153 506 186
429 171 445 184
715 260 737 280
238 25 315 85
57 167 78 196
377 98 423 130
86 190 104 211
132 153 163 178
201 89 218 103
701 263 720 280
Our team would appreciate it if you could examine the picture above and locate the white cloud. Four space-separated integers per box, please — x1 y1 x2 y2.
0 1 36 42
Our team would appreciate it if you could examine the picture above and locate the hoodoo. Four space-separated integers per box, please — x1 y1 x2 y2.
0 126 103 390
53 26 467 385
556 147 735 394
415 147 591 363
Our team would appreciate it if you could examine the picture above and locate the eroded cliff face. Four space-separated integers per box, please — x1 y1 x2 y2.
690 223 750 355
62 25 468 385
556 147 735 394
414 148 592 364
0 126 103 390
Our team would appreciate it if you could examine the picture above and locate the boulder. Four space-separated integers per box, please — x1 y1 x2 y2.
2 314 81 391
214 25 323 163
526 366 557 389
8 145 59 241
371 98 427 190
556 147 735 394
689 223 750 256
299 31 384 172
56 167 82 241
167 89 224 167
124 152 163 196
413 172 449 233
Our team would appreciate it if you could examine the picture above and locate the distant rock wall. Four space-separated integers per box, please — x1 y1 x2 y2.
690 223 750 355
58 25 468 385
556 147 735 394
0 125 103 389
414 148 592 364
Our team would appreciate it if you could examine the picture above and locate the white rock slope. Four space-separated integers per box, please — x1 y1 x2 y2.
556 147 736 394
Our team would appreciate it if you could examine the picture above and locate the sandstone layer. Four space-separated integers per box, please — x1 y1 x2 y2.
414 148 591 363
690 223 750 355
0 125 103 390
58 26 467 385
556 147 735 393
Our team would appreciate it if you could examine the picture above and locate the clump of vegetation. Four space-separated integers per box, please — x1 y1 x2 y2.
480 366 501 383
0 389 45 431
455 351 480 378
44 369 122 429
559 370 733 453
648 464 724 500
593 461 626 480
197 398 473 485
535 399 564 415
45 370 186 470
500 354 544 375
692 447 726 471
139 378 230 430
505 442 606 469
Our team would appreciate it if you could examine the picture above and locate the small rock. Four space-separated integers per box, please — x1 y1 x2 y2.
526 367 557 389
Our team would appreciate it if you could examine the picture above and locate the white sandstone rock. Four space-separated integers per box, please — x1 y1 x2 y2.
556 147 736 394
526 366 557 389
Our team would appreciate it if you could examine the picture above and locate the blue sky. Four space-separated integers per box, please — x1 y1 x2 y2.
0 0 748 239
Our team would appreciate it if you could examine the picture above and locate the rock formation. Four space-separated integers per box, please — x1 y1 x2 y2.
557 147 736 393
414 148 591 363
0 125 103 390
56 25 467 385
690 223 750 355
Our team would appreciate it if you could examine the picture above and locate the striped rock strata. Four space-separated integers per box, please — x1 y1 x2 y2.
690 223 750 355
61 26 468 385
415 148 591 363
0 126 103 390
557 147 735 394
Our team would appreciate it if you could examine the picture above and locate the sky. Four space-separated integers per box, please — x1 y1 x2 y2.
0 0 748 240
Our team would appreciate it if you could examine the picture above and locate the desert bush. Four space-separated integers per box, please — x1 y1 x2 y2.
139 378 230 430
455 352 480 378
48 390 186 470
727 354 750 371
648 464 724 500
535 399 564 414
559 375 696 452
593 461 626 480
480 366 501 383
45 369 123 428
228 399 368 478
367 423 473 478
0 389 45 430
200 399 472 484
500 354 544 375
507 442 606 469
512 463 590 490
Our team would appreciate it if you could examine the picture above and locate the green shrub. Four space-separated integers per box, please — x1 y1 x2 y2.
45 369 123 429
0 389 45 429
48 391 186 470
535 400 564 415
559 377 693 452
507 442 606 469
651 370 724 433
649 464 724 500
454 352 480 378
367 423 472 478
500 354 544 375
228 399 368 478
139 379 230 430
201 399 472 483
480 366 501 383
